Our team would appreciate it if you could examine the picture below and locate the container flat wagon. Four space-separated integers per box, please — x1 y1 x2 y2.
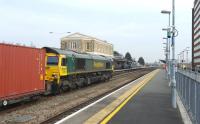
0 43 46 106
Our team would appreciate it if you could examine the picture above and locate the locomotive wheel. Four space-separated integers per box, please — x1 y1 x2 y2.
86 78 91 85
102 74 107 82
83 78 88 86
51 82 60 95
78 78 85 87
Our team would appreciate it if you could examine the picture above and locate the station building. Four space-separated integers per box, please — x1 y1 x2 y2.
61 32 113 57
192 0 200 68
113 51 126 69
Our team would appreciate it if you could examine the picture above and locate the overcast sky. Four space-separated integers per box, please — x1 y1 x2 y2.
0 0 193 62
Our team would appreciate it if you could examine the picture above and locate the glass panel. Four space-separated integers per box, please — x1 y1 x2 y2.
61 58 67 66
47 56 58 65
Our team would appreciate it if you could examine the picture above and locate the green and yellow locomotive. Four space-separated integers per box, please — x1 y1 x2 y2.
44 47 113 94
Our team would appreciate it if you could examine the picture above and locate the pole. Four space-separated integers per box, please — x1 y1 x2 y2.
177 54 179 66
186 48 189 69
186 50 188 63
168 13 171 81
166 49 168 76
171 0 177 108
166 39 170 79
166 40 168 78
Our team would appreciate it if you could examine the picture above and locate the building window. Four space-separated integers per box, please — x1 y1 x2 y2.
70 41 77 49
86 42 92 51
65 42 68 48
70 42 73 49
86 42 90 50
73 42 76 49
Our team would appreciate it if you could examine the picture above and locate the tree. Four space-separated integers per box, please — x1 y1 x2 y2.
138 57 145 65
125 52 133 61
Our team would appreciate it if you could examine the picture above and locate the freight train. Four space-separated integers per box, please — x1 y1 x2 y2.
0 43 113 107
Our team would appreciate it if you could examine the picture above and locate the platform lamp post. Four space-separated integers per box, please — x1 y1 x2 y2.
161 10 171 26
163 34 170 80
182 50 185 64
177 53 181 68
163 47 167 69
161 10 171 81
171 0 177 108
180 52 183 68
185 47 190 64
163 45 167 63
163 38 169 79
162 28 171 62
161 0 177 108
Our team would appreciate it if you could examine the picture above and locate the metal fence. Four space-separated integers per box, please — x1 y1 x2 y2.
176 70 200 124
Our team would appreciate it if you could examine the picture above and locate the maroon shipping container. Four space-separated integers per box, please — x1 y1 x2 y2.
0 43 46 106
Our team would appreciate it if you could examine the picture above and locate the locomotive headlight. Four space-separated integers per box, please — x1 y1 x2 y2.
52 73 58 78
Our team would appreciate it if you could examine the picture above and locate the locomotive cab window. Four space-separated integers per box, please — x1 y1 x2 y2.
47 56 58 65
61 58 67 66
106 62 111 69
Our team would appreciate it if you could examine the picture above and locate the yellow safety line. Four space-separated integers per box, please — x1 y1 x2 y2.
84 69 160 124
100 70 159 124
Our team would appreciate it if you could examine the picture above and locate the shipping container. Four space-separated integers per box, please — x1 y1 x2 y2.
0 43 46 106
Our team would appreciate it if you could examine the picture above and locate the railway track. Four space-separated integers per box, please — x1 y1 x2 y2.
0 67 146 112
0 68 155 124
41 70 152 124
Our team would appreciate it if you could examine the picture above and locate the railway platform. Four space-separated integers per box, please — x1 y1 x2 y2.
56 69 184 124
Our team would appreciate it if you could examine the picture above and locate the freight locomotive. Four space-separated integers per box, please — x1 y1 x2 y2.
0 43 113 106
44 47 113 94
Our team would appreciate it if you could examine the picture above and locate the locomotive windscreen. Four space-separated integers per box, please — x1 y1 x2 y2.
47 56 59 65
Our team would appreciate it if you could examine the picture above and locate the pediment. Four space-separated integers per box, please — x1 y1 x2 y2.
62 33 92 39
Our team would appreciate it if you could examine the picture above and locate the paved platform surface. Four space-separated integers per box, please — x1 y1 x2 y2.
108 70 183 124
56 70 183 124
56 70 155 124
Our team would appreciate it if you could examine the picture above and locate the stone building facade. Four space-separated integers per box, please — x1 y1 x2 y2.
61 33 113 57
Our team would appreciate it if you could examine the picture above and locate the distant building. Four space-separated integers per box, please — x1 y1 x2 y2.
113 51 126 69
61 32 113 57
192 0 200 68
113 51 125 60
